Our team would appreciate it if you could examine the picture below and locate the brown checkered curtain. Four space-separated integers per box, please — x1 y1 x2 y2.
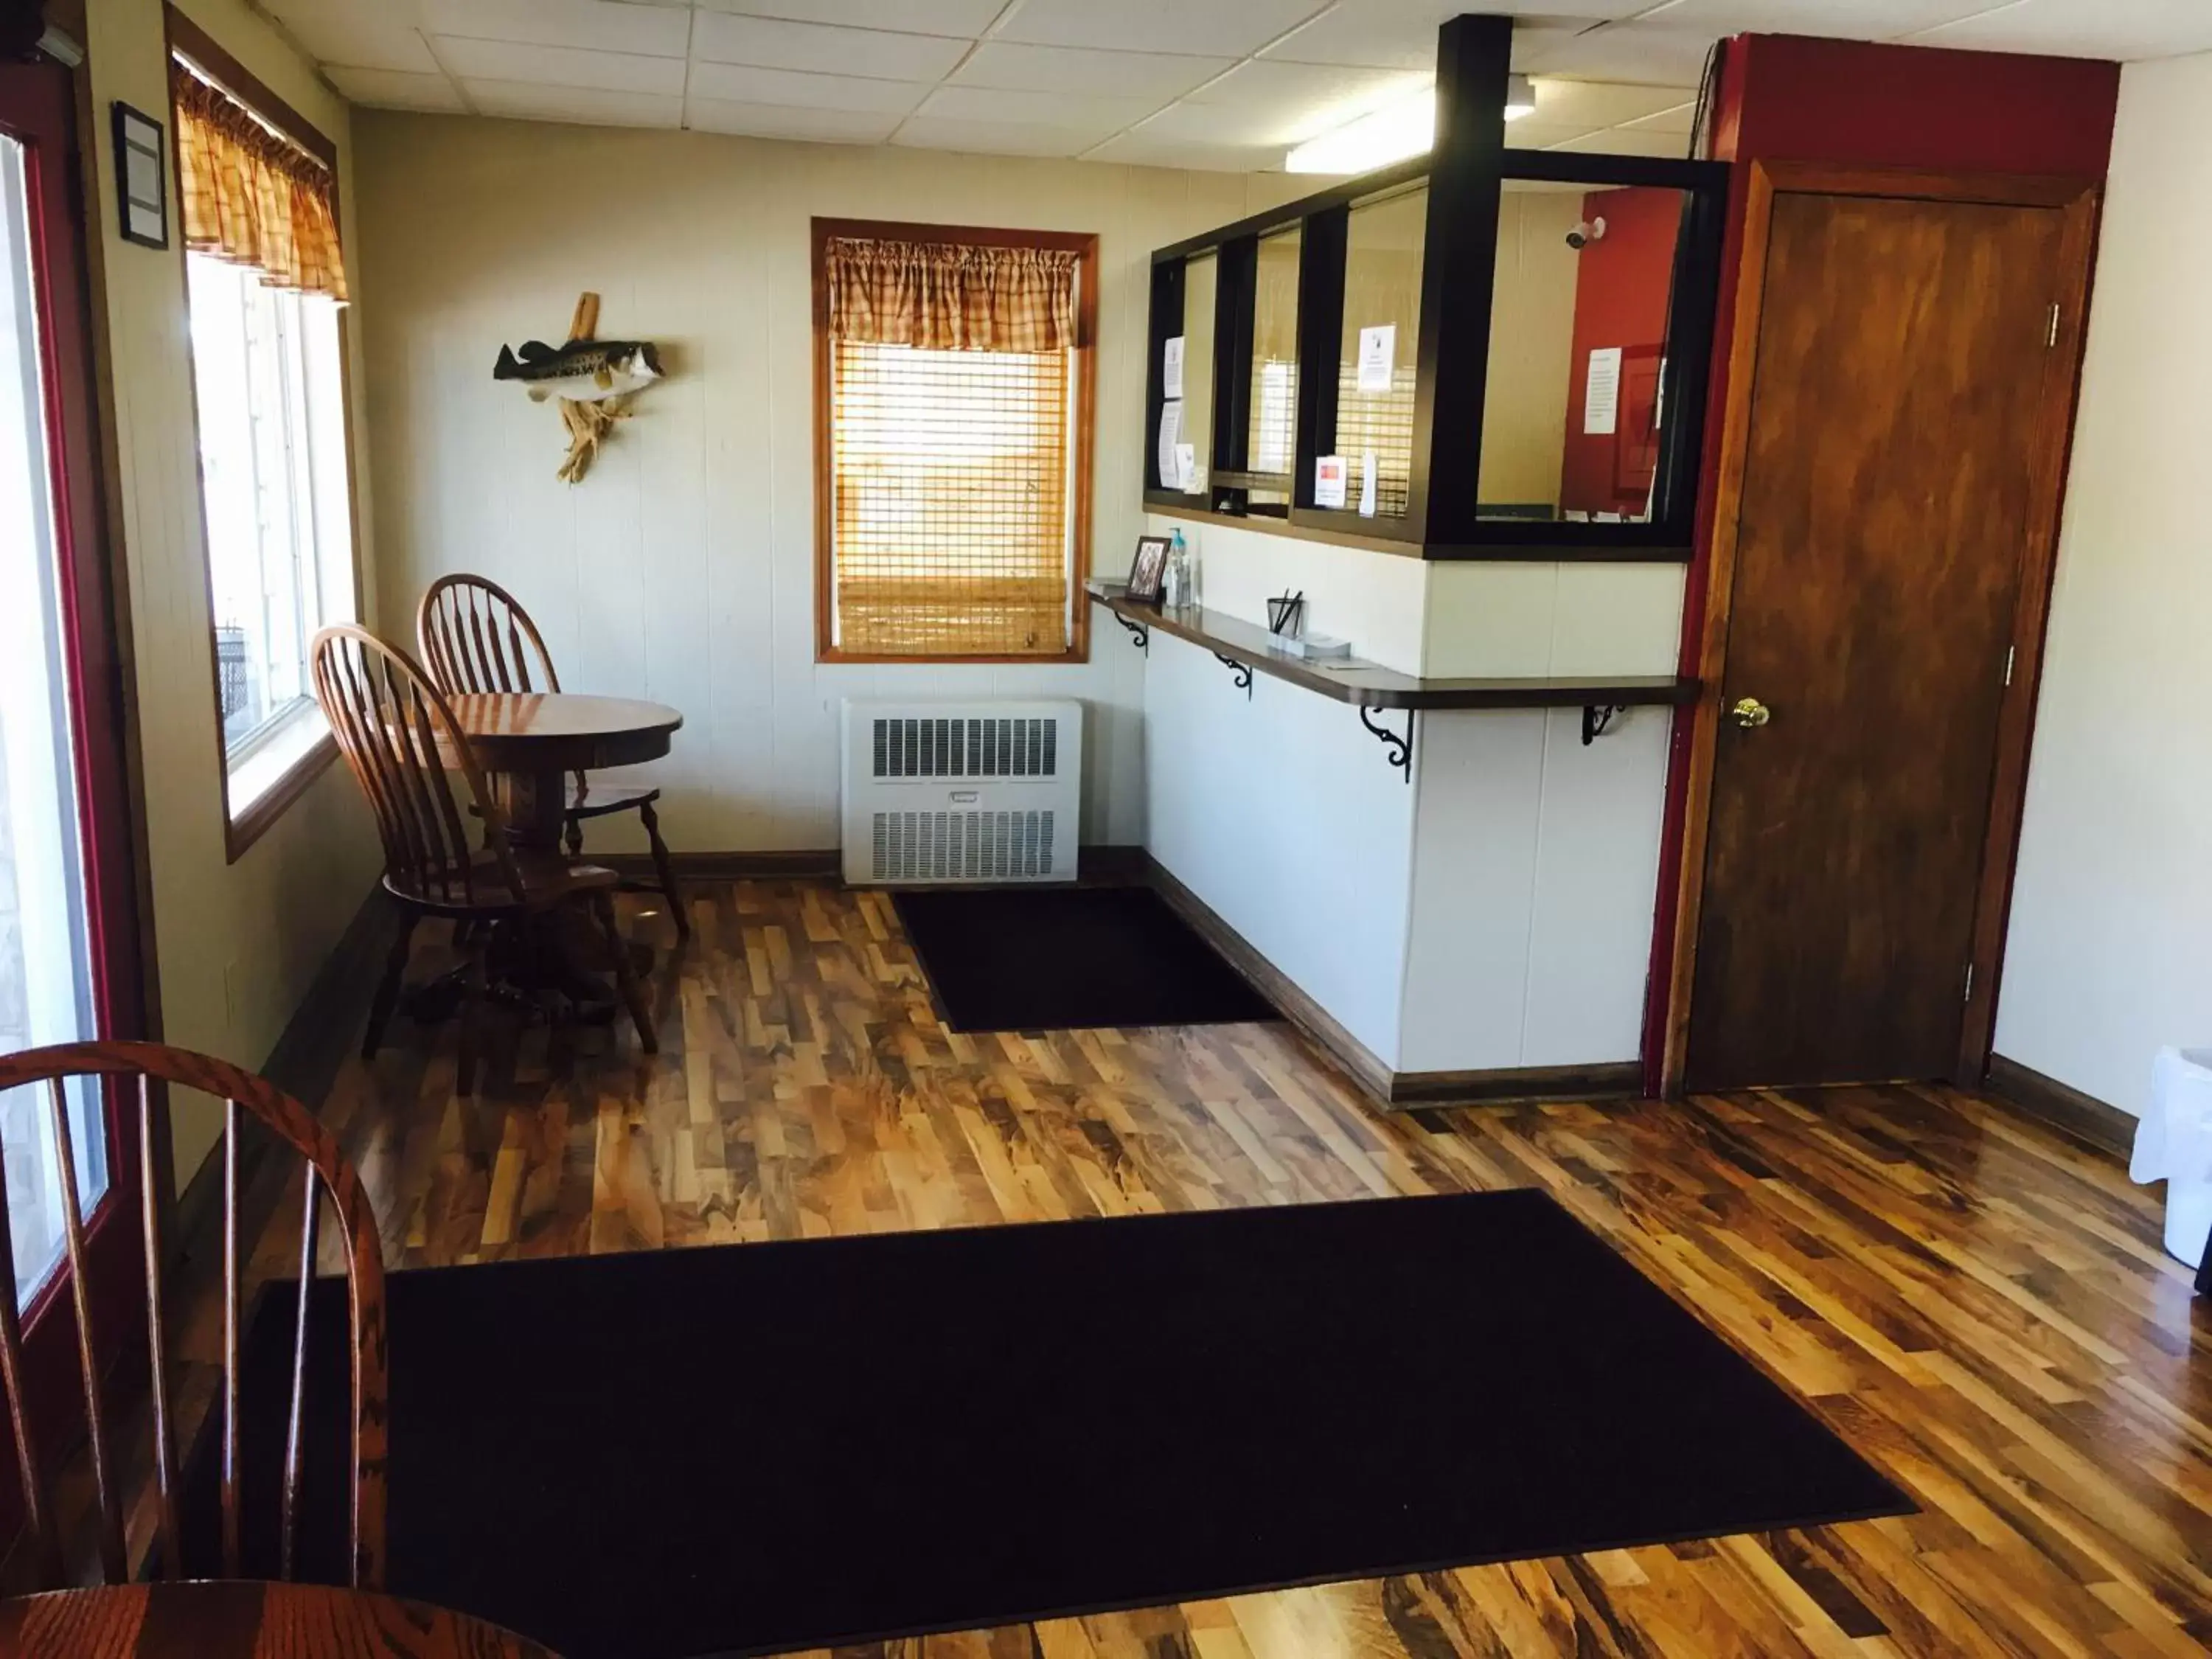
173 69 349 302
825 237 1076 352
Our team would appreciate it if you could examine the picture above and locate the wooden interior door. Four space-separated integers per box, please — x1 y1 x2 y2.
1684 184 2074 1091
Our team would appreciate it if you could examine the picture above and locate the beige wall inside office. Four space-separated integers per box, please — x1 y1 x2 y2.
352 111 1304 850
81 0 382 1185
1479 189 1583 509
1994 50 2212 1118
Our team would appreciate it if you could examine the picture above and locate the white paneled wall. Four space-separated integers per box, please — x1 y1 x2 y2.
1421 561 1686 677
356 112 1310 850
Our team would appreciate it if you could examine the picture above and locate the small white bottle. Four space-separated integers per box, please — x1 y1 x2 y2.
1180 528 1200 611
1162 529 1189 610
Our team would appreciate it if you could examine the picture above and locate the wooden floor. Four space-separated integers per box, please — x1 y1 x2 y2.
288 879 2208 1658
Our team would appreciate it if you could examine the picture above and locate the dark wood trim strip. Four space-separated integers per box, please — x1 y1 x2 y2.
1983 1054 2132 1160
1389 1062 1644 1107
1088 584 1697 712
598 849 843 880
1138 498 1694 563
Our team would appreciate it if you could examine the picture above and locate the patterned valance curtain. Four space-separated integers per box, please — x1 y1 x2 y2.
173 71 349 302
825 237 1077 352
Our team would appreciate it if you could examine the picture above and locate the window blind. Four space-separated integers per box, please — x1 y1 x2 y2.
831 339 1072 657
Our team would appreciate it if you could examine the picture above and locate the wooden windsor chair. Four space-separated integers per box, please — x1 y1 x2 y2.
310 625 656 1093
416 574 687 939
0 1041 385 1590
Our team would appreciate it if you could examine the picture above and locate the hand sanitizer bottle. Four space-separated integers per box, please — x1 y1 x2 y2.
1165 528 1190 610
1179 528 1200 611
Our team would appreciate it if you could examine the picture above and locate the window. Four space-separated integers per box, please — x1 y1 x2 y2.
172 49 355 844
1335 187 1424 520
815 221 1096 661
1246 224 1301 510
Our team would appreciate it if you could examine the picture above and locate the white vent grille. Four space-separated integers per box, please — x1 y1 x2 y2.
872 716 1057 780
871 810 1057 882
842 700 1082 886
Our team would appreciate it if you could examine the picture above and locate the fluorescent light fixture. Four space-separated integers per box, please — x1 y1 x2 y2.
1284 74 1536 175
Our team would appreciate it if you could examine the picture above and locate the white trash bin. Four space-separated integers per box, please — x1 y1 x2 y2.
2133 1046 2212 1267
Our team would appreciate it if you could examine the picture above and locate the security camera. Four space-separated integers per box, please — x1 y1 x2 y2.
1565 215 1607 250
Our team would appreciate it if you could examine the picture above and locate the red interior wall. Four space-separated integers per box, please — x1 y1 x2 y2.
1639 33 2121 1091
1557 186 1680 518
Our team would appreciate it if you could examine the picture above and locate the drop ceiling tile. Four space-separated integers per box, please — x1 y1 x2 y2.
686 61 929 114
1186 58 1430 111
1265 1 1642 71
1087 131 1281 172
950 43 1234 101
692 0 1006 32
425 0 692 58
1133 100 1318 147
684 96 903 143
690 12 971 80
997 0 1325 59
1636 0 1992 37
1514 24 1722 86
1543 127 1695 158
434 36 686 95
915 85 1159 131
1901 0 2212 59
1528 77 1695 128
263 1 440 74
1618 101 1698 136
324 65 469 112
890 116 1105 158
462 78 684 127
1502 119 1601 150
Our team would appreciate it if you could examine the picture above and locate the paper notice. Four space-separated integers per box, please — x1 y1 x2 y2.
1175 442 1198 492
1163 335 1185 400
1356 324 1396 394
1358 451 1378 518
1158 399 1183 488
1255 361 1293 473
1584 347 1622 436
1315 454 1348 509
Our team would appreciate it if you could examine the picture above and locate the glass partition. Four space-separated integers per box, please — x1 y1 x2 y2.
1245 223 1301 509
1474 181 1688 524
1178 251 1216 498
1334 185 1425 520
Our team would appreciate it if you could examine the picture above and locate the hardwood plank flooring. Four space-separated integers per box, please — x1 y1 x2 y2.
285 880 2210 1657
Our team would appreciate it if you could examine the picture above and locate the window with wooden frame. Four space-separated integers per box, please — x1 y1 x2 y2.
813 219 1097 662
169 8 359 858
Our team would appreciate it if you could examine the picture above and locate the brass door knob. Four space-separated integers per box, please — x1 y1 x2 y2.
1731 695 1772 729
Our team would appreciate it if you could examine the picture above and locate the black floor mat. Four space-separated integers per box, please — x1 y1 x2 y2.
891 883 1276 1032
195 1192 1911 1658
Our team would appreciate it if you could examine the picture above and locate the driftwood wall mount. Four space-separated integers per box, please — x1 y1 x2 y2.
493 291 662 484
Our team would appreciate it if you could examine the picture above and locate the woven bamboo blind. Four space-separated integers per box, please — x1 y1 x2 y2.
832 340 1071 656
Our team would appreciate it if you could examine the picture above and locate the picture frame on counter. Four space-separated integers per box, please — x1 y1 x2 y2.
1127 534 1172 605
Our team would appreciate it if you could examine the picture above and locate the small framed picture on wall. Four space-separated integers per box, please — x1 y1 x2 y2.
1126 534 1171 605
112 102 168 250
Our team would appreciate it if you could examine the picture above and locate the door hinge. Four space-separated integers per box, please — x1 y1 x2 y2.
2045 303 2060 347
2003 645 2015 686
1964 963 1975 1003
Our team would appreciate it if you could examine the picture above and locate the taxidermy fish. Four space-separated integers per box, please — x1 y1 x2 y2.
493 337 663 403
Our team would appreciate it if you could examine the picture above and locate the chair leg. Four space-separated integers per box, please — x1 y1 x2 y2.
639 799 687 939
456 933 489 1095
591 891 658 1055
362 910 420 1060
564 813 584 858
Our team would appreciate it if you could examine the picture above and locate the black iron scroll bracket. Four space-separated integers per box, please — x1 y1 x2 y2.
1114 611 1150 652
1360 706 1413 782
1213 653 1253 698
1581 704 1626 745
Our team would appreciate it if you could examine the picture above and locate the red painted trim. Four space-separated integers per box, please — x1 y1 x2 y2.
0 60 154 1551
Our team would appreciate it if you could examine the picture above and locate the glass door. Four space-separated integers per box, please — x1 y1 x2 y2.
0 56 151 1495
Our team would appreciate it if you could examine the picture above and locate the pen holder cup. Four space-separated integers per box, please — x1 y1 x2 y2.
1266 595 1305 639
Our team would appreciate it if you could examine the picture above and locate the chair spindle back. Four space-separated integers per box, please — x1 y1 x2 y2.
0 1042 388 1590
310 625 525 909
417 574 561 699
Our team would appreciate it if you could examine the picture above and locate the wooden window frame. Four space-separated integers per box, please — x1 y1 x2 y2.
811 217 1099 665
163 4 365 863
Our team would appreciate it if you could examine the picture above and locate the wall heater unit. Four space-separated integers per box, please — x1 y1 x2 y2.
840 700 1082 886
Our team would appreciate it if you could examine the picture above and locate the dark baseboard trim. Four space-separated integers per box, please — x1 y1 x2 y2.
1079 844 1147 880
1984 1054 2132 1159
173 883 393 1270
1134 852 1641 1111
1390 1062 1645 1107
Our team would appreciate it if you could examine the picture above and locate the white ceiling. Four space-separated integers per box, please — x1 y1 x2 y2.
262 0 2212 171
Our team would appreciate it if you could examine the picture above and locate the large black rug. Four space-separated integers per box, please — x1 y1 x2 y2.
198 1191 1910 1658
893 883 1276 1032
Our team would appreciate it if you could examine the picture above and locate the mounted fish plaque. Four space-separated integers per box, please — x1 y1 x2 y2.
495 291 661 483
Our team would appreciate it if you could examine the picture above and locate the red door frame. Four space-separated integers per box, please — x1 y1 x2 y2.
0 55 155 1553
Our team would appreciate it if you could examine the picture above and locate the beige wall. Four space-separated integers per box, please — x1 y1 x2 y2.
352 111 1303 850
82 0 382 1183
1478 189 1582 509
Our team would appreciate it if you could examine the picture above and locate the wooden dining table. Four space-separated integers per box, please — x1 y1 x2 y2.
0 1580 557 1657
